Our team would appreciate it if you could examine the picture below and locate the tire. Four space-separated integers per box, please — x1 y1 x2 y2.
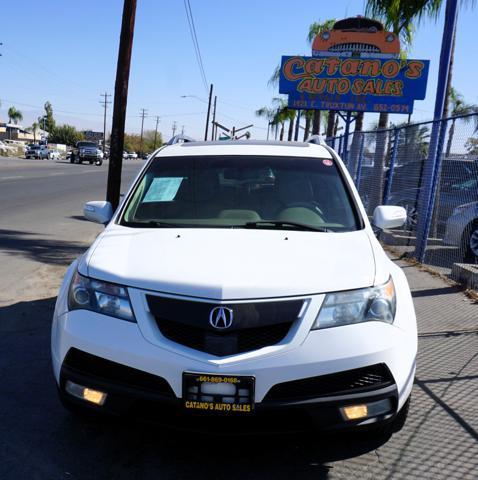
463 222 478 263
95 159 103 166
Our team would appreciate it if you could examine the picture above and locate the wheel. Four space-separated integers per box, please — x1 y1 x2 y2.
397 201 418 230
463 222 478 263
95 159 103 166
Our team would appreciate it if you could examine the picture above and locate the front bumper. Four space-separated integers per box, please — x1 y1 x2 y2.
52 263 416 431
59 347 400 431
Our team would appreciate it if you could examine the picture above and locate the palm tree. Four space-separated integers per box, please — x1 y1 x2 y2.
7 106 23 124
32 122 38 143
255 106 276 140
445 88 478 155
364 0 440 208
307 19 336 136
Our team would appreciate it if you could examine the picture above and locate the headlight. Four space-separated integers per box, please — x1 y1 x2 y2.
68 271 135 322
322 31 330 40
452 205 468 216
386 34 395 42
312 277 396 330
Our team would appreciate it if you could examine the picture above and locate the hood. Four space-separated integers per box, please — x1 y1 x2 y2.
82 227 377 300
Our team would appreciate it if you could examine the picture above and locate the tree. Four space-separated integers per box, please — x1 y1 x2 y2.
307 19 336 136
37 101 56 133
445 88 478 155
364 0 436 208
465 137 478 155
7 106 23 124
30 122 38 143
255 106 276 140
48 125 84 146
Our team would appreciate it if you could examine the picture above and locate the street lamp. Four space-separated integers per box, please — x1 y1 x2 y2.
181 84 214 141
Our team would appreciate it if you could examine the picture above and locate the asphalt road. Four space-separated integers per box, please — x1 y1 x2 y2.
0 156 477 479
0 156 142 305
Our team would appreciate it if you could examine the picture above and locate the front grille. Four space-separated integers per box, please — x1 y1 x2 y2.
263 364 394 402
329 42 381 53
147 295 303 357
157 317 292 356
62 348 175 398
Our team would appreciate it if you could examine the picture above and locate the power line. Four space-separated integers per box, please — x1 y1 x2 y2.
183 0 208 93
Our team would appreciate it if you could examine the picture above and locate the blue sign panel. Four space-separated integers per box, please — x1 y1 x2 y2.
279 56 429 113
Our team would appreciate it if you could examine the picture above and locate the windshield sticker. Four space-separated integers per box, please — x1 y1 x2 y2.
143 177 185 202
322 159 333 166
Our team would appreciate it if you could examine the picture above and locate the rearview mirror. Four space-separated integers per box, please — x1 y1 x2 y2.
373 205 407 230
84 201 113 225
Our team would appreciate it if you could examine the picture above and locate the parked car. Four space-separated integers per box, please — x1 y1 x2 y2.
48 150 61 160
52 140 416 434
25 144 49 159
384 159 478 228
122 151 129 159
127 151 138 159
70 141 103 165
444 199 478 262
0 140 17 155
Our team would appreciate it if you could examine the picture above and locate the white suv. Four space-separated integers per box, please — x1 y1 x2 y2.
51 140 416 432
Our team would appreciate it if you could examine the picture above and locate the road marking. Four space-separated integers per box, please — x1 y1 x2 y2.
0 175 24 180
48 172 65 176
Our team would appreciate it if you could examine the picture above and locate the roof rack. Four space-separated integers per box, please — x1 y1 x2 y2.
166 134 196 145
306 135 327 146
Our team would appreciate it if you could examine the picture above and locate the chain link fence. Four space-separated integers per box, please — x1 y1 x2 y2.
328 113 478 291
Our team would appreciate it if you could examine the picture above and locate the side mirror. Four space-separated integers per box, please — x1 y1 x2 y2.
373 205 407 230
84 201 113 225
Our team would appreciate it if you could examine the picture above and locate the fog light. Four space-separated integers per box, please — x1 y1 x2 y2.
65 380 107 406
342 404 368 420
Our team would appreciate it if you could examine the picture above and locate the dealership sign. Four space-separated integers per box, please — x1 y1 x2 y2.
279 56 429 114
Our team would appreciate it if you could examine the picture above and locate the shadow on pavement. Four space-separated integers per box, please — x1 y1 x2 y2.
0 296 390 480
0 229 87 266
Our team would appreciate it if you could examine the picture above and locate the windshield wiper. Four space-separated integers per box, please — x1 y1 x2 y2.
244 221 329 232
123 221 182 228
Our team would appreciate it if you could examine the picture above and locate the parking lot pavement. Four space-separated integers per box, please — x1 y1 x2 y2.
0 158 476 480
0 251 476 480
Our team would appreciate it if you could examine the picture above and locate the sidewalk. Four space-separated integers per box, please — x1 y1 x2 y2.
0 251 476 479
333 253 478 479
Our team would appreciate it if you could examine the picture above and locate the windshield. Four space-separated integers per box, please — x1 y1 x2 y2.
78 142 97 148
120 155 360 231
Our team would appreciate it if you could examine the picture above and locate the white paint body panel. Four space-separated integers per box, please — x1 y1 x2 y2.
51 142 417 414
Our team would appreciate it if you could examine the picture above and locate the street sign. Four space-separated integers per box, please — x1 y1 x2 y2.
279 55 429 114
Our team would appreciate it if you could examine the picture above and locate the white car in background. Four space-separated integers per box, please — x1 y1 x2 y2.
444 201 478 262
51 140 416 434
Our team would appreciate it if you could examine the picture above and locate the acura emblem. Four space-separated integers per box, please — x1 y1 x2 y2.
209 306 234 329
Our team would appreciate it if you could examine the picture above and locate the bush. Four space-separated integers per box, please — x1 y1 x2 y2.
48 125 84 146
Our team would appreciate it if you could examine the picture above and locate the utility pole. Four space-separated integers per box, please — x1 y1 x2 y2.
204 83 213 140
100 92 111 154
181 125 185 135
106 0 137 210
153 115 160 150
172 121 177 137
211 95 217 140
139 108 147 157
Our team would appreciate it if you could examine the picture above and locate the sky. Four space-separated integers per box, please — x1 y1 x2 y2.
0 0 477 141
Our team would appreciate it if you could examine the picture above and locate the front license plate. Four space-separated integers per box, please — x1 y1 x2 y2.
182 372 255 415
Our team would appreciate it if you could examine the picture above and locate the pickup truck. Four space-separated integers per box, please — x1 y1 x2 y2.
25 144 49 159
70 141 103 165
